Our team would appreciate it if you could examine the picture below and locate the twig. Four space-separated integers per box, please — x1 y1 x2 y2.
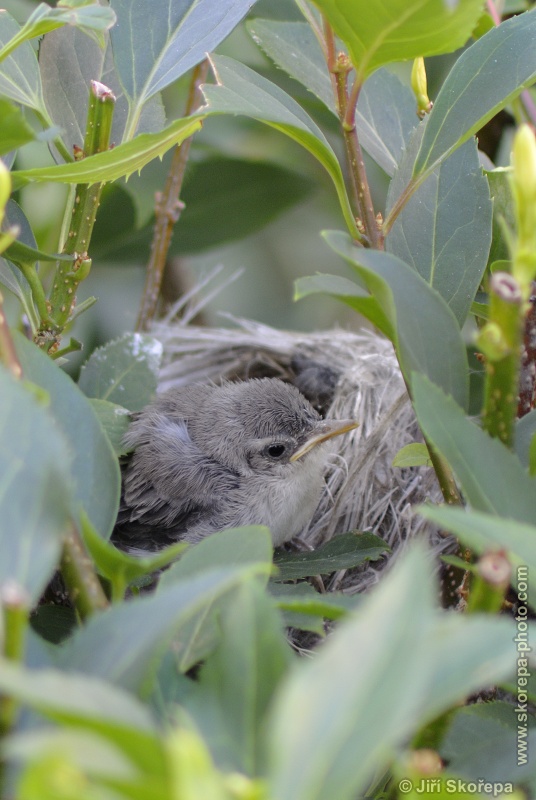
136 60 210 332
61 524 109 620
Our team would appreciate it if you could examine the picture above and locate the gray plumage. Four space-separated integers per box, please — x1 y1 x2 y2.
113 378 356 552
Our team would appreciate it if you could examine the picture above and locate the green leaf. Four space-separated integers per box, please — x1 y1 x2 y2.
0 368 73 604
200 55 359 239
0 97 35 154
60 564 270 695
91 158 315 260
392 442 431 468
0 660 163 773
273 531 387 581
4 196 74 265
247 20 417 176
111 0 257 140
294 272 392 337
412 374 536 523
269 582 360 621
88 399 131 457
414 10 536 176
266 542 517 800
12 116 202 186
0 3 116 62
39 26 166 153
323 230 469 409
158 527 273 673
0 10 49 118
196 580 292 774
14 334 121 540
0 201 41 330
310 0 484 82
440 702 536 783
486 168 515 267
516 409 536 471
78 333 162 412
419 505 536 578
386 130 492 327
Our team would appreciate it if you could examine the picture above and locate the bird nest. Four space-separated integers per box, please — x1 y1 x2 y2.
150 288 448 596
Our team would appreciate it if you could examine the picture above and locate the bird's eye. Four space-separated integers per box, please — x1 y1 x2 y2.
266 443 286 459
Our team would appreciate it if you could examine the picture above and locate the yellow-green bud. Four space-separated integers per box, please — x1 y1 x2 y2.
476 321 510 361
0 158 11 228
512 124 536 206
411 57 433 118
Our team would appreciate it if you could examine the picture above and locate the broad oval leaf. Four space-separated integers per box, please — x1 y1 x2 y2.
0 368 73 604
39 27 166 153
78 333 162 412
247 19 417 177
414 10 536 176
200 55 359 239
14 334 120 539
310 0 484 83
412 373 536 524
323 230 469 408
12 116 202 186
386 128 492 326
111 0 257 139
0 97 35 155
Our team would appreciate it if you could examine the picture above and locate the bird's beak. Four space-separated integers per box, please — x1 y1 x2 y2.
290 419 359 462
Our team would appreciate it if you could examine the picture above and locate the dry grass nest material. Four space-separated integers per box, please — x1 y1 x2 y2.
152 307 450 597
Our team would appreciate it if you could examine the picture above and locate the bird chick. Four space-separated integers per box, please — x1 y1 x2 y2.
113 378 357 552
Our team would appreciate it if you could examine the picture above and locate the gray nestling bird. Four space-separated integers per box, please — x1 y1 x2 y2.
112 378 357 552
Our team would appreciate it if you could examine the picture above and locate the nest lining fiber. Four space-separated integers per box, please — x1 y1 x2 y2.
151 305 447 595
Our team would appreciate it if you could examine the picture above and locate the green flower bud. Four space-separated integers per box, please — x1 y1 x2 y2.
0 158 11 228
476 321 510 361
411 57 433 118
512 123 536 206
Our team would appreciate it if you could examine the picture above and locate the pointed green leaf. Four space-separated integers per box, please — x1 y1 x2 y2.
0 369 73 604
0 3 116 62
272 531 387 581
386 130 492 326
60 565 269 694
323 230 469 408
310 0 484 82
12 116 202 186
14 334 121 540
0 10 48 118
414 10 536 176
4 196 74 264
197 580 292 774
111 0 256 140
412 373 536 523
294 272 393 337
78 333 162 412
419 506 536 577
247 20 417 176
200 55 359 239
392 442 431 468
0 200 41 329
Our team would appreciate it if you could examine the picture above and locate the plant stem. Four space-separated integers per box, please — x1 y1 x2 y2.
36 81 115 354
60 524 109 620
480 273 524 447
0 291 22 379
136 60 209 332
321 18 379 248
0 582 29 737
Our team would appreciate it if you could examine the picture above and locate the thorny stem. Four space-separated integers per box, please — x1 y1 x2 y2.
136 60 210 332
36 81 115 354
322 17 380 248
61 524 109 621
0 291 22 379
